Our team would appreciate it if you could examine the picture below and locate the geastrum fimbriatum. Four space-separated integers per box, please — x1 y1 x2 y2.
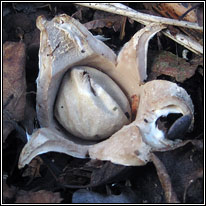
18 14 194 168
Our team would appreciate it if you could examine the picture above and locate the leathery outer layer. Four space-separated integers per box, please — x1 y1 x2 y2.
18 14 194 168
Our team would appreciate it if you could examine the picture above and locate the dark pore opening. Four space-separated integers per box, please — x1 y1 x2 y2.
156 113 183 134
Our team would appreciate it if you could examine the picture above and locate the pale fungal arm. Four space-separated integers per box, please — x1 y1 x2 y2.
135 80 194 149
36 14 117 128
115 23 166 94
18 128 92 169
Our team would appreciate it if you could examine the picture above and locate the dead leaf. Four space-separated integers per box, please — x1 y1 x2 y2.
59 161 131 189
190 55 203 66
15 190 63 203
89 162 131 187
153 142 203 203
144 3 197 22
143 3 203 44
58 159 92 188
148 51 198 82
83 9 127 35
3 41 26 142
22 156 43 178
3 179 17 203
84 16 124 32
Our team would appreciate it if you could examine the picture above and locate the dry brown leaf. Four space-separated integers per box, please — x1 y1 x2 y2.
15 190 63 203
84 16 125 32
3 41 26 142
3 179 17 203
144 3 197 22
143 3 203 44
22 157 43 178
90 161 129 187
148 51 198 82
84 10 127 33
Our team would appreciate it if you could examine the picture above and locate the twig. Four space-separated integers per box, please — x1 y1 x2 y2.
75 3 202 31
75 3 203 55
119 16 127 40
162 30 203 55
150 153 180 203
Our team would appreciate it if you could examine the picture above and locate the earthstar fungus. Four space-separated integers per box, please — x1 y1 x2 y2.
18 14 194 168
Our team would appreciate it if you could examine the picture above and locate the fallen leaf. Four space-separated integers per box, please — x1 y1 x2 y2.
144 3 197 22
143 3 203 44
15 190 63 203
148 51 198 82
89 161 131 187
3 179 17 203
83 9 127 34
3 41 26 142
84 16 125 32
59 161 131 189
22 156 43 178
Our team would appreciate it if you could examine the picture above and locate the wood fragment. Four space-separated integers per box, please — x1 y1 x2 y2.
75 3 202 30
119 16 127 40
162 30 203 55
75 3 203 54
150 153 179 203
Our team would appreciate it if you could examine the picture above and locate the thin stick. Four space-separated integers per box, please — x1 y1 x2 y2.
150 153 180 203
162 30 203 55
76 3 202 31
75 3 203 55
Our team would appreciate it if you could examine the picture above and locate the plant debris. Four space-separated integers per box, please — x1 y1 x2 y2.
148 51 199 82
15 190 63 203
3 41 26 142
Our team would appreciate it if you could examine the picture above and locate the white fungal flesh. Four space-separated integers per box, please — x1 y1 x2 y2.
137 106 182 149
